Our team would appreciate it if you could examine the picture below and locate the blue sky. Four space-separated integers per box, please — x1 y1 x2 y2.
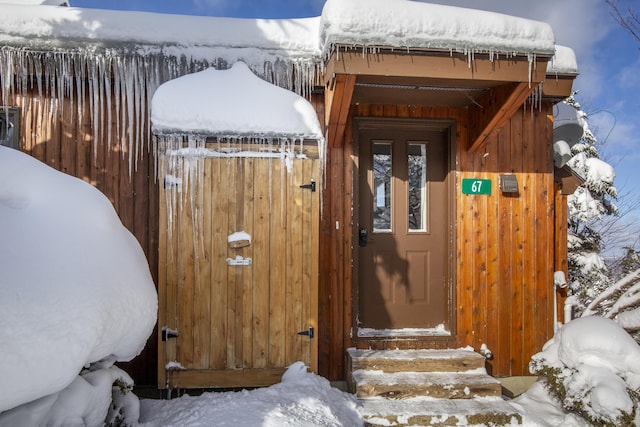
72 0 640 226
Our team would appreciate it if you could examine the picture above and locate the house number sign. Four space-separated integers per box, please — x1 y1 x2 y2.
462 178 491 195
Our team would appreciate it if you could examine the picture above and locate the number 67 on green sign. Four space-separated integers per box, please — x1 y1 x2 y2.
462 178 491 195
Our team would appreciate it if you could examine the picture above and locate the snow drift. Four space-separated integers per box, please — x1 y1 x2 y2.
0 146 157 413
527 316 640 425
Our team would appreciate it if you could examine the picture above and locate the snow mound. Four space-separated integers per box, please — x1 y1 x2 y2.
529 316 640 425
0 146 157 412
139 362 362 426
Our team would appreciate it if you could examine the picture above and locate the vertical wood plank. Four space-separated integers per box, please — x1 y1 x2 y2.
301 157 313 367
497 118 512 375
193 158 211 368
242 157 255 367
252 157 270 368
310 157 320 373
210 157 230 369
286 159 304 365
157 171 169 387
510 111 524 375
177 162 195 368
522 109 537 370
229 158 243 368
269 159 286 368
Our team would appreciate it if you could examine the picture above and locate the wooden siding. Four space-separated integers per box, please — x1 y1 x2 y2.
4 83 564 383
318 103 558 377
1 89 159 385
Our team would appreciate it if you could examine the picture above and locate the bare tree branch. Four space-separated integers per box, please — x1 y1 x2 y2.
607 0 640 43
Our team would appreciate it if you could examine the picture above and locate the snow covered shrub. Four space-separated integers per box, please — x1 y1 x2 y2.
0 362 141 427
530 316 640 426
582 268 640 342
105 369 140 427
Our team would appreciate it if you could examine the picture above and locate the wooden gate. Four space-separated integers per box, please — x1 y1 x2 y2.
158 142 319 389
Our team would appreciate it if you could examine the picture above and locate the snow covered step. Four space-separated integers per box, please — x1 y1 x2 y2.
359 397 522 426
348 348 486 374
353 370 502 399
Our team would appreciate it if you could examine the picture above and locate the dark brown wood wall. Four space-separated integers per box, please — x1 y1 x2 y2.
2 89 159 385
317 103 558 379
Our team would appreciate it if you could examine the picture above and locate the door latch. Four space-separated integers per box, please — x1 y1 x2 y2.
297 326 314 339
162 326 179 342
299 180 316 192
359 228 368 247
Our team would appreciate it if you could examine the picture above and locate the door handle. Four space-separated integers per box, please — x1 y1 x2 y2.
359 227 368 247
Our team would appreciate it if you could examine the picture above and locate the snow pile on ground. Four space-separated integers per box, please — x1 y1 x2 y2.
139 362 363 427
0 146 157 421
514 316 640 426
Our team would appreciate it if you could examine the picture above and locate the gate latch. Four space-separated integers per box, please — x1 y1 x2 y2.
162 326 179 342
297 326 315 339
299 180 316 192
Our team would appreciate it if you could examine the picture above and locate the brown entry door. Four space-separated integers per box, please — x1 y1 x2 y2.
358 123 451 334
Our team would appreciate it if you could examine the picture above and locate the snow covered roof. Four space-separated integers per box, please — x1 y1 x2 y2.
0 4 320 66
0 0 69 5
320 0 556 57
151 62 323 139
0 0 567 68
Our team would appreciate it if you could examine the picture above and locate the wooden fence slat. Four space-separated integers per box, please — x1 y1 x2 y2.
269 159 286 368
252 157 271 368
210 158 230 369
177 165 196 368
241 157 255 368
193 158 211 368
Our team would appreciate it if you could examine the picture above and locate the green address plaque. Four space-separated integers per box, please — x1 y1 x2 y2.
462 178 491 195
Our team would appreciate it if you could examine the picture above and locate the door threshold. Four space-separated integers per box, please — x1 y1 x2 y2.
358 326 451 338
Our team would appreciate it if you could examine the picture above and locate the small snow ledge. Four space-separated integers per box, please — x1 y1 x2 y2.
547 45 579 75
320 0 556 57
151 62 323 140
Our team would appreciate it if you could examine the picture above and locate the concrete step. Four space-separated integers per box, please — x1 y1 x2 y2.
359 397 523 426
348 348 486 374
353 370 502 399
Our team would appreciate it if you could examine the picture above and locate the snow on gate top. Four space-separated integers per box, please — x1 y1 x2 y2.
151 62 323 139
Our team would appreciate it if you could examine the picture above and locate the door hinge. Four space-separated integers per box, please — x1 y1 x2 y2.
299 180 316 192
297 326 315 339
162 326 179 342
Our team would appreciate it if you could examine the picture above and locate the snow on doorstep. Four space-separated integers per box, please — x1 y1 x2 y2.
358 325 450 337
151 62 323 139
320 0 556 57
348 347 477 361
0 146 157 413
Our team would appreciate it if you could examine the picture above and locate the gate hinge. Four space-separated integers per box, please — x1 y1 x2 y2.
297 326 314 339
162 326 179 341
299 180 316 192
